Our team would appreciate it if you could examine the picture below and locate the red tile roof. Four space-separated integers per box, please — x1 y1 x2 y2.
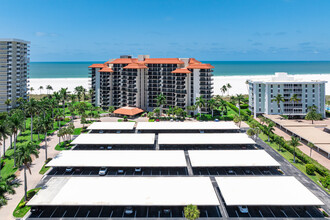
113 107 144 116
88 64 105 68
123 63 148 69
189 58 202 64
171 68 192 74
144 58 184 64
99 67 114 72
109 58 138 64
187 63 214 69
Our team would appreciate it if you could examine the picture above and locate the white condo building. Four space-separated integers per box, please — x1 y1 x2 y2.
0 38 30 112
89 55 214 113
248 72 327 118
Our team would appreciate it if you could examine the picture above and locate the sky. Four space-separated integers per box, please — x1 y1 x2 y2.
1 0 330 61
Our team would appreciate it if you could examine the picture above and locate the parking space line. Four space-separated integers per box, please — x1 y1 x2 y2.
258 209 263 218
291 207 300 217
98 206 104 218
281 209 288 218
61 210 67 218
305 209 312 218
268 206 276 217
50 207 58 218
37 209 44 218
74 207 80 218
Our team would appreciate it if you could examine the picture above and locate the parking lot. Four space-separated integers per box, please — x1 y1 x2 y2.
28 206 221 218
193 167 282 176
160 145 256 150
226 205 323 218
48 167 188 176
73 145 155 150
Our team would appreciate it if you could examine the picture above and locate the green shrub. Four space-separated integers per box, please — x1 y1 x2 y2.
320 176 330 189
306 164 316 175
148 119 155 122
240 104 249 109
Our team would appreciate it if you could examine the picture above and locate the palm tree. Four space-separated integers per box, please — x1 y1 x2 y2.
89 89 94 101
0 120 10 158
30 87 34 94
38 86 43 94
265 122 275 142
60 87 69 114
108 106 115 116
289 136 300 163
195 96 206 118
305 105 322 124
247 128 255 140
70 94 77 103
74 86 84 102
226 83 232 96
9 112 24 167
235 94 244 116
271 94 285 115
46 85 53 94
16 141 39 201
220 85 227 96
207 98 217 117
184 204 200 220
290 94 301 114
218 98 227 115
4 99 11 110
0 174 19 206
233 115 242 127
26 98 38 142
156 93 166 116
308 142 316 157
40 115 53 161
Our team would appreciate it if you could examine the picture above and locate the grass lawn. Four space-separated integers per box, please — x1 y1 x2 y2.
1 117 69 179
117 119 136 122
259 133 329 193
63 101 107 117
13 188 41 218
73 128 82 135
55 141 73 151
39 158 52 175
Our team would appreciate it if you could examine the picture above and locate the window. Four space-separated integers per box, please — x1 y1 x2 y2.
271 89 273 93
312 94 315 98
259 89 261 92
259 108 261 111
305 85 307 88
305 94 307 98
259 84 261 88
271 109 273 113
271 85 273 88
312 84 315 88
259 94 261 97
312 89 315 93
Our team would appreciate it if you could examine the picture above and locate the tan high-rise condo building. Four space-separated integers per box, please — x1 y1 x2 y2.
0 39 30 112
89 55 214 113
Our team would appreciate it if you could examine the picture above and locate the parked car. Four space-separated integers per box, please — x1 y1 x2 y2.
99 130 104 134
227 169 235 175
99 167 108 176
135 168 142 173
262 170 271 175
99 146 105 150
107 146 113 150
238 206 249 213
124 206 134 215
65 167 73 173
244 169 252 175
117 169 124 174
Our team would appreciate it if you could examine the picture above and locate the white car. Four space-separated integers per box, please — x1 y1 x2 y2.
107 146 113 150
99 167 108 176
124 207 134 215
238 206 249 213
99 146 105 150
65 167 73 173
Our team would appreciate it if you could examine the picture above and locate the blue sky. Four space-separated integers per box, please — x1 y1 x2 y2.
1 0 330 61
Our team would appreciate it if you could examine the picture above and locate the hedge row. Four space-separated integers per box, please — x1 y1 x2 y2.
196 114 234 121
227 102 330 178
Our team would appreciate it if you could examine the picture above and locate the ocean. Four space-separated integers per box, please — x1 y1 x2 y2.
29 61 330 78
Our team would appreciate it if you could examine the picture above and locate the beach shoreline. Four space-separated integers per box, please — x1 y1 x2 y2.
29 74 330 96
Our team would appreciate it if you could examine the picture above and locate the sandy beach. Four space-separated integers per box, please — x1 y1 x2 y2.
29 74 330 96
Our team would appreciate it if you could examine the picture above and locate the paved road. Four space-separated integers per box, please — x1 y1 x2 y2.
255 138 330 214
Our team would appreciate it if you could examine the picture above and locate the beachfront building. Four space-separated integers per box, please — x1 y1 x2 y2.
89 55 214 113
248 72 327 118
0 38 30 112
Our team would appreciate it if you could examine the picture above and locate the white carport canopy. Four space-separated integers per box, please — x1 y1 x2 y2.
216 176 324 206
87 122 135 130
158 133 255 145
47 150 187 167
189 150 280 167
71 134 155 145
28 177 220 206
136 122 239 131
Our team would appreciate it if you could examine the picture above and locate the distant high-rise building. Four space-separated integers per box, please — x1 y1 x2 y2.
248 72 327 118
89 55 214 114
0 39 30 112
